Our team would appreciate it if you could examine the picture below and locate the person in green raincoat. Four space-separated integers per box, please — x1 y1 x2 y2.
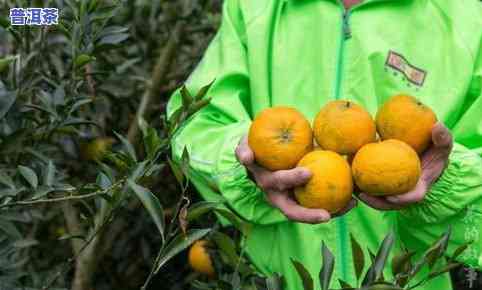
167 0 482 289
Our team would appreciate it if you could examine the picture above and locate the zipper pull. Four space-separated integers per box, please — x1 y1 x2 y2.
343 11 351 39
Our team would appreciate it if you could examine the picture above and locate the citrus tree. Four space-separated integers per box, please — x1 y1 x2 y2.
0 1 478 290
0 0 240 289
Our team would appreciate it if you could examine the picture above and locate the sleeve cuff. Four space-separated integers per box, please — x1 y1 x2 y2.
399 143 482 224
213 121 288 225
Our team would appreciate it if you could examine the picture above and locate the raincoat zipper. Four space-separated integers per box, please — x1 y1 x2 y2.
334 0 389 283
333 10 351 100
334 5 352 283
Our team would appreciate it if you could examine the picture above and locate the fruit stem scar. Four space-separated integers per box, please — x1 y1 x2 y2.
279 128 292 143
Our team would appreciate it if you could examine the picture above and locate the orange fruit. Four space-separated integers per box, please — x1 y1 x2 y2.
80 137 115 161
313 100 376 155
294 150 353 213
351 139 421 196
376 95 437 154
248 106 313 170
188 240 215 276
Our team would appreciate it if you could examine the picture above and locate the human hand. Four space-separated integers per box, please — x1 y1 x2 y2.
358 122 453 210
235 136 357 223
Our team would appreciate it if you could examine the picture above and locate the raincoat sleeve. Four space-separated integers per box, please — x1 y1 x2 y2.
397 42 482 269
166 0 287 225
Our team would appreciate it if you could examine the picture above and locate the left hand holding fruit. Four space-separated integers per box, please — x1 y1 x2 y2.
358 122 453 210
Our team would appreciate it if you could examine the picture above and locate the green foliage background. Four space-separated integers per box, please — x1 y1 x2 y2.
0 1 246 289
0 1 479 290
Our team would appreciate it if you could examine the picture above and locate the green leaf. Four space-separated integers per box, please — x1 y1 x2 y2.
68 98 92 115
96 172 112 190
129 160 148 181
319 242 335 290
180 86 193 108
181 146 190 177
425 228 451 269
167 107 183 132
187 97 211 116
0 129 28 154
116 57 141 74
90 5 118 21
0 187 25 197
97 33 129 46
58 234 86 241
74 54 94 68
98 26 129 38
411 227 452 277
427 263 461 280
127 180 165 241
138 117 149 136
23 103 57 117
373 232 394 281
53 85 66 106
451 241 471 261
185 201 250 234
211 231 238 268
363 284 403 290
363 232 395 286
88 0 99 12
391 250 415 277
44 161 55 187
266 273 283 290
338 279 354 289
0 172 15 189
139 118 162 159
215 208 251 236
351 233 365 281
291 259 313 290
0 56 15 73
13 239 39 248
31 186 54 199
186 201 221 221
59 117 99 128
0 89 16 119
17 166 38 189
194 80 215 101
114 131 137 162
0 17 10 28
168 158 184 186
154 228 211 273
0 220 22 239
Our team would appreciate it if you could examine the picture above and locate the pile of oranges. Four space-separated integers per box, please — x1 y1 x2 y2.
248 95 437 213
188 95 437 276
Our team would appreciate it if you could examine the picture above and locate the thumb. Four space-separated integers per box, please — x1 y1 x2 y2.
235 136 254 166
431 122 453 152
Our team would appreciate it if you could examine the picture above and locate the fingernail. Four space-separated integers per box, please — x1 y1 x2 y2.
387 196 399 203
318 213 329 222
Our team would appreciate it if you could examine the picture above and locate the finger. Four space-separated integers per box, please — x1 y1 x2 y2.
332 198 358 217
265 167 312 191
419 124 453 183
235 136 254 166
385 191 424 204
431 122 453 152
357 193 402 211
386 180 427 205
268 192 331 224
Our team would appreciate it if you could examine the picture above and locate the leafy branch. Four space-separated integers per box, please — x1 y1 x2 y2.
291 227 469 290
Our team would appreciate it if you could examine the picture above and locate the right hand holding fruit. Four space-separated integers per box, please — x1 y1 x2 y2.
235 136 357 224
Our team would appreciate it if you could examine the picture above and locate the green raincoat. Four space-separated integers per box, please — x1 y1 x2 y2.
167 0 482 289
